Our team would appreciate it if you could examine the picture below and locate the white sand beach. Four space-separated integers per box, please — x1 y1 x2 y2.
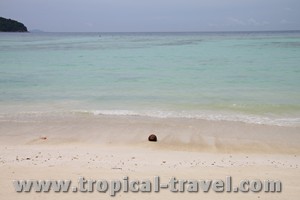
0 114 299 199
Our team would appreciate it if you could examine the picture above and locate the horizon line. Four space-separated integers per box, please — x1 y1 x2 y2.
26 29 300 33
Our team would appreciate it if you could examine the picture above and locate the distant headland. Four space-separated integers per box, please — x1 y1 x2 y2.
0 17 28 32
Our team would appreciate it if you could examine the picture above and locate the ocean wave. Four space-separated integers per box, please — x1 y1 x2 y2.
76 109 300 127
1 109 299 127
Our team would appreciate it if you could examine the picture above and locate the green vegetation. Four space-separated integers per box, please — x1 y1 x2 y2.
0 17 28 32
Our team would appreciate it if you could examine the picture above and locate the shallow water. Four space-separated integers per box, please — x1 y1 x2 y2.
0 31 300 126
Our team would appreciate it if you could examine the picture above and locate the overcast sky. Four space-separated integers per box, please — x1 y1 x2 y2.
1 0 299 32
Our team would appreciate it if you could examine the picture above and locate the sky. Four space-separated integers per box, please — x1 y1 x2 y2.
0 0 299 32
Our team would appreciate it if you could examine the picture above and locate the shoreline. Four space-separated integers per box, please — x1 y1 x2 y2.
1 107 300 127
0 114 299 154
0 113 300 199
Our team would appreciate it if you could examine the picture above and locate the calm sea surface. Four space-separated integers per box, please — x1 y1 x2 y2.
0 31 300 126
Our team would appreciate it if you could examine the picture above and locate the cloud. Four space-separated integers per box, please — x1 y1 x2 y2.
247 18 260 26
227 17 246 26
280 19 292 24
227 17 269 27
248 18 269 26
207 23 219 27
284 7 292 11
85 22 94 27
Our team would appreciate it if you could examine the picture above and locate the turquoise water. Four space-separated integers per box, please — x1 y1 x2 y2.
0 32 300 126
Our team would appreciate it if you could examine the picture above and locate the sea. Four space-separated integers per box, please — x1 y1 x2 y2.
0 31 300 126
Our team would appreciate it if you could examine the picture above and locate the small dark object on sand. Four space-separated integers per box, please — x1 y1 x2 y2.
40 136 47 140
148 134 157 142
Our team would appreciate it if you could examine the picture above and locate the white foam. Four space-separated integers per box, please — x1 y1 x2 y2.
1 109 299 127
76 109 300 127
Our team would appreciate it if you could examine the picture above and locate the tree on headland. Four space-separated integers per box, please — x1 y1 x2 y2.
0 17 28 32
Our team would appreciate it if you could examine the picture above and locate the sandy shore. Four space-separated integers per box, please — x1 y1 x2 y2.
0 114 300 199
